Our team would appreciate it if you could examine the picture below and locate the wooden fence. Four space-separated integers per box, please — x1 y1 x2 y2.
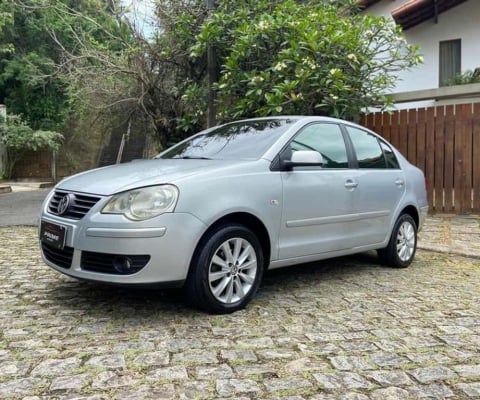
360 102 480 214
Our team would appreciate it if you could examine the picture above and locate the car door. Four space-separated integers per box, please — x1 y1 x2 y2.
278 122 358 260
344 125 406 246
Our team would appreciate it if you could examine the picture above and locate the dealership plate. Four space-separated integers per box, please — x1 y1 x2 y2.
40 221 67 250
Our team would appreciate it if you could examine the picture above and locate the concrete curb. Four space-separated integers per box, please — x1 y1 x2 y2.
418 244 480 260
0 181 54 194
6 181 54 188
0 185 12 194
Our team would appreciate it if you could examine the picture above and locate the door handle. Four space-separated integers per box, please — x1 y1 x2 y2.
344 180 358 189
395 179 405 187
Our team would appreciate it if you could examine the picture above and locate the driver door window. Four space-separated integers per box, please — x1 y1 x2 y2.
289 123 348 169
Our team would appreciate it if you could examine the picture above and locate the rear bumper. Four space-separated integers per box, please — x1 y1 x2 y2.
418 205 429 232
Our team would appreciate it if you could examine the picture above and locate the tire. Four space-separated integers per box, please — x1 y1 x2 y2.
184 224 264 314
378 214 417 268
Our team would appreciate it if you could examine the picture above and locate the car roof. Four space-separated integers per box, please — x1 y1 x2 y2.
232 115 364 128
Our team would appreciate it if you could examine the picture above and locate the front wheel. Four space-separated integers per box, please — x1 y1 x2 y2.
184 224 264 314
378 214 417 268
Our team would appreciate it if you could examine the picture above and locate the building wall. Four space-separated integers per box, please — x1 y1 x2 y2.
0 105 6 177
364 0 480 93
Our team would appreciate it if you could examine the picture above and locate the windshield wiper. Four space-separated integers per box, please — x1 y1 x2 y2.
173 156 212 160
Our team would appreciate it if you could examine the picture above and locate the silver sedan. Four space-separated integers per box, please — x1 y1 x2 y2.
39 116 428 313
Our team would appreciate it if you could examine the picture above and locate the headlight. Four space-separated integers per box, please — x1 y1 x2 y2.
102 185 179 221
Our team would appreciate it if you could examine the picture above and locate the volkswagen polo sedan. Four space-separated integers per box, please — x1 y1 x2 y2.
40 116 428 313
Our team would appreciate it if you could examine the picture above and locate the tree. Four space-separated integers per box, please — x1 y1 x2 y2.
0 1 128 176
0 1 70 131
189 0 422 122
28 0 210 149
7 0 422 154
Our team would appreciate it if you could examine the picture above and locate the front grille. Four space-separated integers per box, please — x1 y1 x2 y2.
41 242 74 269
81 251 150 275
48 191 101 220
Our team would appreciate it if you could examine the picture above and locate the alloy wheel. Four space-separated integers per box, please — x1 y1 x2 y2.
208 237 257 304
396 220 416 262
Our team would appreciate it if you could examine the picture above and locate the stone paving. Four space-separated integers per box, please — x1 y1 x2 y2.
1 226 480 399
419 215 480 259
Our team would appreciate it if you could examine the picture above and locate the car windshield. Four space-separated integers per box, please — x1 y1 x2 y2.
159 119 297 160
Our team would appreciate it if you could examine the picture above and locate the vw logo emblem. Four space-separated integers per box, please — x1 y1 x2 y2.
57 194 73 215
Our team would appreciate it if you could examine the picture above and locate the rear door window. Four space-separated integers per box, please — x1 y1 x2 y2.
346 126 392 169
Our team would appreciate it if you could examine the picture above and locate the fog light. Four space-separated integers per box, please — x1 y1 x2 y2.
81 252 150 275
113 256 133 274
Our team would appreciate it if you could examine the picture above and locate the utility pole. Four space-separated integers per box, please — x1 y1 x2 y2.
206 0 216 127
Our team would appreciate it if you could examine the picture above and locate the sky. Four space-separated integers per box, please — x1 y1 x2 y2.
122 0 156 37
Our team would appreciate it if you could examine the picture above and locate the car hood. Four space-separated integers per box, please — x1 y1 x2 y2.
57 159 247 196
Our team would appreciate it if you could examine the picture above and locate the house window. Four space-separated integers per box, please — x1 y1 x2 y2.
439 39 461 86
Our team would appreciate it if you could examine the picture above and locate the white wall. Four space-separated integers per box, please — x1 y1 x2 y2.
0 105 6 176
364 0 480 93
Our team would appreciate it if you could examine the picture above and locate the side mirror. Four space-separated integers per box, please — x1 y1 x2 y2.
282 150 324 171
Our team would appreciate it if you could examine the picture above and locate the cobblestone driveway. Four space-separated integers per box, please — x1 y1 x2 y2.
1 227 479 399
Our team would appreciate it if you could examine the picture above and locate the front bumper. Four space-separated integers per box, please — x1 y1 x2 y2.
40 202 207 285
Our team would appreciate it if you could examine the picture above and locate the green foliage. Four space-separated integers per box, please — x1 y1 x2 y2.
0 0 128 133
0 2 14 55
445 69 480 86
0 115 63 178
0 1 67 131
0 0 424 161
0 0 138 177
188 0 421 122
0 115 63 151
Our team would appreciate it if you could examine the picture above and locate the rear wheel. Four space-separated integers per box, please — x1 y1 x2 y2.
184 224 264 314
378 214 417 268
